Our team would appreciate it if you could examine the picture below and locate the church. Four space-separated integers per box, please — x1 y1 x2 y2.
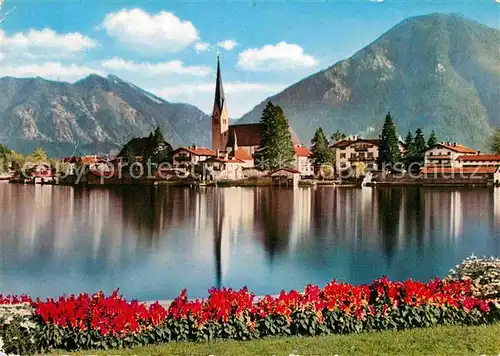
211 56 312 174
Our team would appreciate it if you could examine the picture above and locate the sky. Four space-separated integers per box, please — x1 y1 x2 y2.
0 0 498 118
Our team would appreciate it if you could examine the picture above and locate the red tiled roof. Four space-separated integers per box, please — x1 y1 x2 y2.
457 154 500 162
204 157 244 164
233 148 253 161
421 166 499 174
294 145 313 157
431 143 477 154
174 147 217 156
332 139 380 148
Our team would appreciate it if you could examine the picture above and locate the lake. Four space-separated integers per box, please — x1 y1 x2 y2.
0 183 499 301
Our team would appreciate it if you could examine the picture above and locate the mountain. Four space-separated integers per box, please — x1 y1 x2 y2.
0 74 211 157
238 13 500 150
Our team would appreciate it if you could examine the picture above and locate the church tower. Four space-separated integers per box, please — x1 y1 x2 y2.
212 55 229 151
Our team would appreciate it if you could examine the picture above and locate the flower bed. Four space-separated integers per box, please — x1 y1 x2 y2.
1 276 500 353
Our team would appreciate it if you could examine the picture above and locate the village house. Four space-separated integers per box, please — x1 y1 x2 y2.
293 145 314 176
270 168 302 187
332 138 381 174
455 154 500 168
171 146 217 167
201 157 244 181
424 142 477 167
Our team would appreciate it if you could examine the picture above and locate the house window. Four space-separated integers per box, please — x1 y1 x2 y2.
341 162 347 168
359 152 365 159
350 153 356 159
340 153 346 159
367 152 374 159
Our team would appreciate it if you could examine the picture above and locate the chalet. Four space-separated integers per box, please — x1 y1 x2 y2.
332 138 381 174
171 146 217 167
424 143 477 167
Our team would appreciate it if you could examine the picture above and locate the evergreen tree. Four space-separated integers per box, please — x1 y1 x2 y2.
311 127 334 165
413 128 427 164
258 101 295 170
403 131 415 168
378 112 401 169
490 128 500 154
427 130 438 148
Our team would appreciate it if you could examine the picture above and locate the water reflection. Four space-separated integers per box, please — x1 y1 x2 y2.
0 184 499 300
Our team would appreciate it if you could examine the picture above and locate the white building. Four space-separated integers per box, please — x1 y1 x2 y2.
424 142 477 167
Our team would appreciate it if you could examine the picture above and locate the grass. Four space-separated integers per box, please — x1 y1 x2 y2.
59 324 500 355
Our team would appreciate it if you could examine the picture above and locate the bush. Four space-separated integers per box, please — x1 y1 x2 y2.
447 255 500 299
0 303 38 355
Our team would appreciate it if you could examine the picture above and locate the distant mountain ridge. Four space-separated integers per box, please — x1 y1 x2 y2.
238 13 500 150
0 74 211 157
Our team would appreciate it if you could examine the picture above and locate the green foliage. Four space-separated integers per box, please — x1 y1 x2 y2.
258 102 296 170
311 127 334 165
427 130 438 148
0 304 38 355
403 131 416 168
491 128 500 154
413 128 427 164
28 148 48 163
378 112 401 169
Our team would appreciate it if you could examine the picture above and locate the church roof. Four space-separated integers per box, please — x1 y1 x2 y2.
214 55 225 113
227 123 301 148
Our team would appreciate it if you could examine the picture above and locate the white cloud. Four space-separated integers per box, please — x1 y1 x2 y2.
237 41 318 71
101 57 211 76
0 28 97 59
217 40 238 51
102 8 199 52
0 62 101 82
194 42 210 53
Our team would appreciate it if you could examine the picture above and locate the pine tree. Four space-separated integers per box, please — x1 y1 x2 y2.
311 127 334 165
403 131 415 168
124 144 136 164
427 130 438 148
490 128 500 154
151 126 170 163
258 101 295 170
144 132 155 162
413 128 427 165
378 112 401 169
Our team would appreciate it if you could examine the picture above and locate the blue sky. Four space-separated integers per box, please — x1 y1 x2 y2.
0 0 498 117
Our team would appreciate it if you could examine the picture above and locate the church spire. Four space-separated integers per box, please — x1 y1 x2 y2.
214 53 225 113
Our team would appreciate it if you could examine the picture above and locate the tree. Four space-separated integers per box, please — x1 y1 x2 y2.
330 130 347 144
402 131 415 168
490 129 500 154
378 112 401 169
258 101 295 170
29 148 48 163
413 128 427 165
311 127 334 165
427 130 438 148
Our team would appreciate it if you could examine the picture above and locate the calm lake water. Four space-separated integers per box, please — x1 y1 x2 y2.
0 183 499 301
